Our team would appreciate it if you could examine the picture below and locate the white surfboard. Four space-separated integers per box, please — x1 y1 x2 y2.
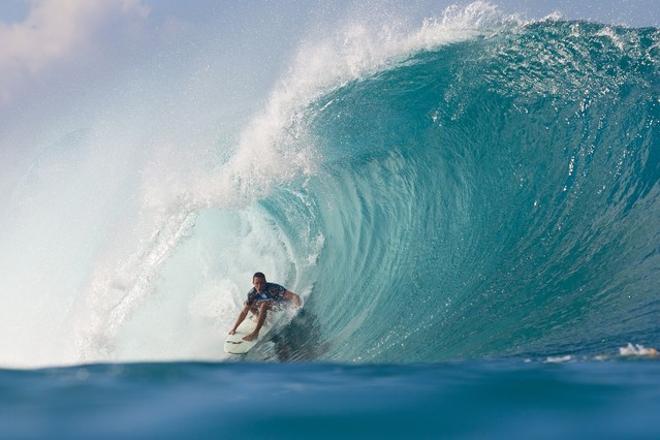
224 311 280 354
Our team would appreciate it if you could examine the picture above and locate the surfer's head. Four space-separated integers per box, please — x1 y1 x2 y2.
253 272 266 291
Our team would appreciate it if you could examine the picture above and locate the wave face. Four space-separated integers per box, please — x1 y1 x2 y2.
262 20 659 362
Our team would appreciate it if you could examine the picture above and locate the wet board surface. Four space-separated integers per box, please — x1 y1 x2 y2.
224 312 278 354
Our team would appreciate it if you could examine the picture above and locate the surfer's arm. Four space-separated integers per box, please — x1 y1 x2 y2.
283 290 301 307
229 303 250 334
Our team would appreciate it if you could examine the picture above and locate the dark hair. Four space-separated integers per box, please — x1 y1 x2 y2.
253 272 266 281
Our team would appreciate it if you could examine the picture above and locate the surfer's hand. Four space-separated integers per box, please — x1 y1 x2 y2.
228 329 236 335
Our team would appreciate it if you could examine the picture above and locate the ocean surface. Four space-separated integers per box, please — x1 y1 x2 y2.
1 3 658 438
2 360 659 438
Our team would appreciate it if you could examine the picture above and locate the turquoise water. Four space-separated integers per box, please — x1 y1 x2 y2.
1 9 659 439
261 20 659 362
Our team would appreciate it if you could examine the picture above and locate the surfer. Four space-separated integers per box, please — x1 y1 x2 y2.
229 272 301 341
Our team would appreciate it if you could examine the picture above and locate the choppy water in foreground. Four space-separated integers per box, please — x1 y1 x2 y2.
2 360 659 439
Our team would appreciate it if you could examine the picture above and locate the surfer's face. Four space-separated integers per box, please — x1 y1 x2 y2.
253 277 266 292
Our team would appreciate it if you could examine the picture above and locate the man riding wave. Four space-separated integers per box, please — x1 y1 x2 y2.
229 272 301 341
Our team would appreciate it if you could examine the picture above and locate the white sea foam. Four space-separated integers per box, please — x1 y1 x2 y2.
544 355 573 363
595 27 625 51
619 343 658 357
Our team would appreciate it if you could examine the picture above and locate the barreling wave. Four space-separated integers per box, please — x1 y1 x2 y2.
259 19 659 362
1 4 657 368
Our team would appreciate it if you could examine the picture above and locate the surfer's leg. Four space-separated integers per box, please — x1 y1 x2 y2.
244 301 270 341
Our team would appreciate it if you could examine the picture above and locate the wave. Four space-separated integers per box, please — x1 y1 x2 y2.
261 17 659 362
0 3 657 367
